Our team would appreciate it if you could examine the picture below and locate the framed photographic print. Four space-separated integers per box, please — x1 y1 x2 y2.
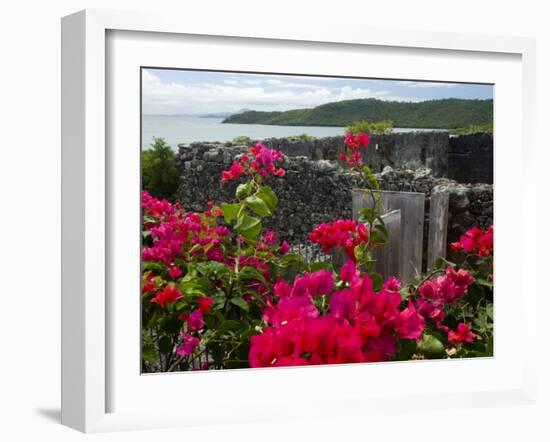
61 9 537 432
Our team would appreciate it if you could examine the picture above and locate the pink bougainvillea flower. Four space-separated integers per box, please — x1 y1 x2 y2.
263 230 278 244
365 331 397 360
266 296 319 327
198 297 213 314
215 226 230 236
187 309 205 331
220 143 285 183
309 219 369 259
383 276 401 292
307 270 334 296
340 259 358 282
176 333 200 356
150 284 183 308
329 289 357 321
290 275 312 298
273 279 292 298
279 240 291 255
142 272 157 294
477 226 494 257
451 225 493 258
394 301 425 340
448 323 476 344
221 160 245 182
168 266 182 279
415 298 446 326
340 132 371 166
418 266 473 306
356 133 371 147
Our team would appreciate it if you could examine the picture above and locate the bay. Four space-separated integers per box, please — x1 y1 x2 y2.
142 114 444 150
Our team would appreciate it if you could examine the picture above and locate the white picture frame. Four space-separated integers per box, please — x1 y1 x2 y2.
61 9 537 433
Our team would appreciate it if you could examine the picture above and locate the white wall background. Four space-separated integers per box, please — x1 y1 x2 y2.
0 1 547 441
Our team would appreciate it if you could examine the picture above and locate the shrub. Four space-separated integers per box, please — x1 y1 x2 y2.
346 119 393 135
232 135 253 145
141 137 179 201
450 122 493 135
287 133 314 142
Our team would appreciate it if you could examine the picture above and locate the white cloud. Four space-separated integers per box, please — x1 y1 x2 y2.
142 70 424 114
398 81 457 89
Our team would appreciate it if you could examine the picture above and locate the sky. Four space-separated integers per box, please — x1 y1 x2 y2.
142 68 493 115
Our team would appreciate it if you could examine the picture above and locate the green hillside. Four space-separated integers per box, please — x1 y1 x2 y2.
222 98 493 129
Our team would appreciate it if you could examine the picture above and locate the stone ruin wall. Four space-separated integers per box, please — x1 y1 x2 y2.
176 132 494 259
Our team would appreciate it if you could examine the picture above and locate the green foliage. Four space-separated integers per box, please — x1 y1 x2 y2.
286 133 315 142
141 137 179 200
223 98 493 129
450 122 493 134
417 332 445 358
232 135 253 145
347 119 393 135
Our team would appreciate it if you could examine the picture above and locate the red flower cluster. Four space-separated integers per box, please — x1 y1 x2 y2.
308 219 369 259
451 225 493 257
339 132 371 166
142 191 175 220
249 260 425 368
221 143 285 182
150 284 183 308
448 323 476 344
415 265 474 335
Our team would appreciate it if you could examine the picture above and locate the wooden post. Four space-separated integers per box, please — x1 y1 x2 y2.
371 209 401 279
427 190 449 271
352 190 425 284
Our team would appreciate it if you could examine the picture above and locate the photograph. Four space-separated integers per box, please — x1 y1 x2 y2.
140 68 494 373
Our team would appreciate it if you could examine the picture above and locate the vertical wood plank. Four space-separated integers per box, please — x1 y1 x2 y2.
353 190 425 283
427 190 449 270
372 209 402 279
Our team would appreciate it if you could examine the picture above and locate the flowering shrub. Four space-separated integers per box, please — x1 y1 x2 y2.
141 135 494 372
249 260 425 367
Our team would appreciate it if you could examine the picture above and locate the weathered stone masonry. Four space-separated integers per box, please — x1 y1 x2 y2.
176 132 493 257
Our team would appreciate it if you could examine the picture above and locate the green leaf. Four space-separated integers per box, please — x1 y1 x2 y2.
211 294 226 311
399 286 412 301
257 186 278 212
370 272 383 292
230 297 250 312
486 303 494 320
236 181 253 199
178 280 205 295
159 336 172 354
374 218 388 238
220 202 241 223
159 315 181 334
309 261 332 272
239 266 266 284
476 278 494 289
217 320 245 335
235 213 262 240
418 333 445 358
245 195 272 217
434 256 456 270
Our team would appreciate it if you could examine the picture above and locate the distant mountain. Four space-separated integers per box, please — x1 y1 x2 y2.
200 108 253 118
199 112 235 118
222 98 493 129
